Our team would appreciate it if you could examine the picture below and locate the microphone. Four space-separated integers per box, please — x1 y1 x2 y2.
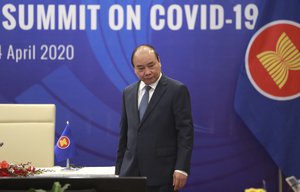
286 176 300 192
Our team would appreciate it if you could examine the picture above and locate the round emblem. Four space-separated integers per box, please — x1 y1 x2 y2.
245 20 300 100
57 136 71 149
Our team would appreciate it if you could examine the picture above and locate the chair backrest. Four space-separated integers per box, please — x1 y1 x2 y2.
0 104 55 167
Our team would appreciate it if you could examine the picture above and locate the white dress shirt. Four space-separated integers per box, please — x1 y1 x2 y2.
138 73 162 107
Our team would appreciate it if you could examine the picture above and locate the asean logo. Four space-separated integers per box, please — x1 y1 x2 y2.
246 20 300 100
57 136 71 149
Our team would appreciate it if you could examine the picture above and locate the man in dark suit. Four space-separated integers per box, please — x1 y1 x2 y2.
115 44 194 192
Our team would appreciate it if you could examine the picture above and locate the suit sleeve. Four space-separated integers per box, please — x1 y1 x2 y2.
173 84 194 174
115 90 128 175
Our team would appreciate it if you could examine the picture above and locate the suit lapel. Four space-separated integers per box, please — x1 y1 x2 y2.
132 82 140 123
139 75 168 125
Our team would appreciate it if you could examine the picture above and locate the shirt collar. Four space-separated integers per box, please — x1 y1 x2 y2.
139 73 162 91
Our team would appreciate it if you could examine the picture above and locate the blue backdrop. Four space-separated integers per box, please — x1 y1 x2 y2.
1 0 299 191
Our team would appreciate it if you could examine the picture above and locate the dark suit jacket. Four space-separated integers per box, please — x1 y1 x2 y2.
115 75 194 186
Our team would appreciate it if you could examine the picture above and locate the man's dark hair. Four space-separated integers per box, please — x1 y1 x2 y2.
131 44 160 67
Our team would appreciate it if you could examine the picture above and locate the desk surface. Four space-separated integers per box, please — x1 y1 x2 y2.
34 166 116 178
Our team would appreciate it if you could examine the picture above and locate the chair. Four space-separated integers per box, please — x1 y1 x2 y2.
0 104 55 167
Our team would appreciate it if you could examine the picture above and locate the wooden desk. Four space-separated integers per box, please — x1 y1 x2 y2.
0 167 146 192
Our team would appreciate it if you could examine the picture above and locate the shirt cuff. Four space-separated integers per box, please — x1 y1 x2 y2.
174 170 188 176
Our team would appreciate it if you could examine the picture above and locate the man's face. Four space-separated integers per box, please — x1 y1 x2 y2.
132 47 161 85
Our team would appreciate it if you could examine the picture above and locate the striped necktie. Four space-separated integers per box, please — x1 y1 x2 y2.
139 86 151 120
